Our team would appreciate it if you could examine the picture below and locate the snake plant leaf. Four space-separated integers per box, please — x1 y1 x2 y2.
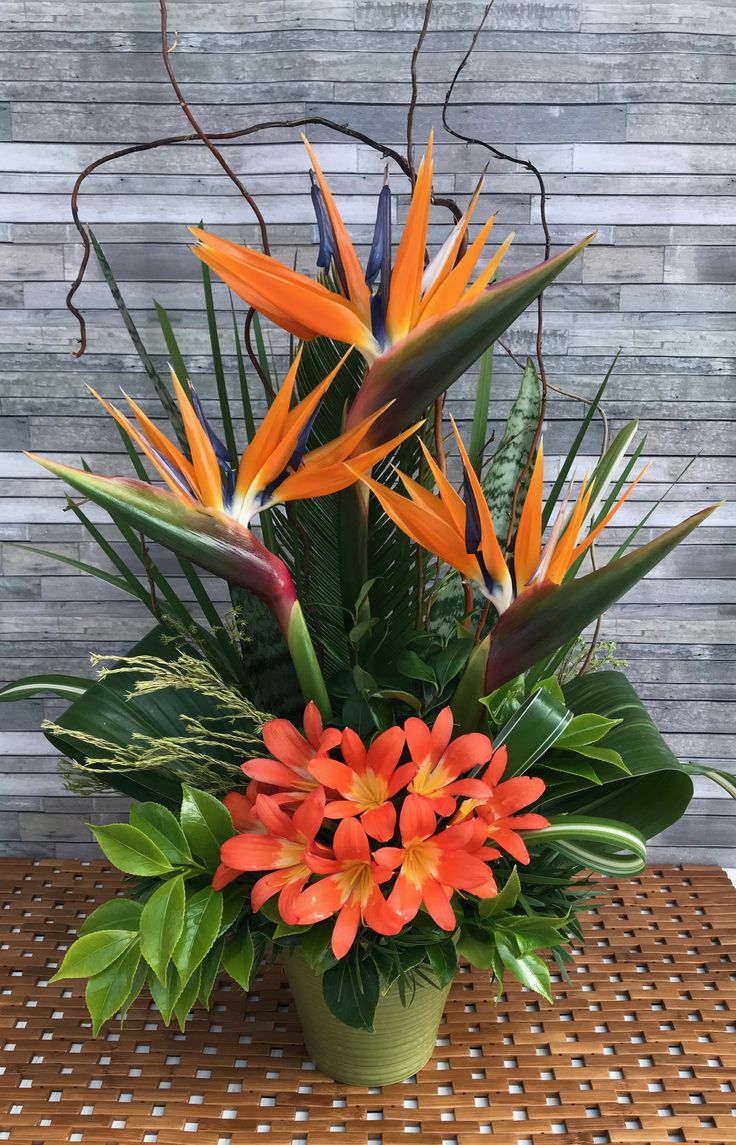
346 234 594 446
482 357 541 542
485 504 719 691
28 457 297 624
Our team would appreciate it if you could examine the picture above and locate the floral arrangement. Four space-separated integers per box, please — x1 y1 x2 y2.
3 130 728 1056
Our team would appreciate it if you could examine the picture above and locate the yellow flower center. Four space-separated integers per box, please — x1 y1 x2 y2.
401 838 439 887
410 756 450 798
349 768 389 810
336 860 376 907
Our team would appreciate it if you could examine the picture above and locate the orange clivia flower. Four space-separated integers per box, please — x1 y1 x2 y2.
453 745 549 864
403 705 494 817
375 799 499 931
309 725 415 841
242 701 341 803
295 818 403 958
219 787 328 923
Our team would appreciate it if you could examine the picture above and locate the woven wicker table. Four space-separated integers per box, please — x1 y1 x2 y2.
0 861 733 1144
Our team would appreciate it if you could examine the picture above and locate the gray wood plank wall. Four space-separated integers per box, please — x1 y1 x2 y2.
0 0 733 864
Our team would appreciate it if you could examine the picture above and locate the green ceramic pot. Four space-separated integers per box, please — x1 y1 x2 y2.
283 951 452 1086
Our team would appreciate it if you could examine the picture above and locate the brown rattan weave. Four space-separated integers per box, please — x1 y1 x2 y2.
0 860 733 1144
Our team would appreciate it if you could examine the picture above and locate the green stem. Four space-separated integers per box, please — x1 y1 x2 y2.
284 600 332 720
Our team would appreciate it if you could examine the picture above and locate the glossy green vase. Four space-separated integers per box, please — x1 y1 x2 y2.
283 951 452 1086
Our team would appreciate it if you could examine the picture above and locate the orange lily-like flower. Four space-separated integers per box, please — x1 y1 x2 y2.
89 346 415 528
223 780 264 833
190 135 593 446
296 818 403 958
309 725 415 842
403 705 493 817
218 787 329 922
453 746 549 864
353 419 647 614
242 702 342 804
374 799 499 931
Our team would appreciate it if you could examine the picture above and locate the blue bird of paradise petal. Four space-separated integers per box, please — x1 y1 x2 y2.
310 176 349 297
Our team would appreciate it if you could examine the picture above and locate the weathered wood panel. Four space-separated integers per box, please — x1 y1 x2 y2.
0 0 733 862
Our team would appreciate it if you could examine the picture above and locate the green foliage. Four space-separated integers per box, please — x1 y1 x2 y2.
180 784 235 867
140 875 186 984
90 824 174 877
482 358 541 542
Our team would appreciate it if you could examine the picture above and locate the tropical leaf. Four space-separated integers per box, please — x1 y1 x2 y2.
468 345 494 476
525 814 647 876
543 670 696 840
485 504 719 690
0 674 90 703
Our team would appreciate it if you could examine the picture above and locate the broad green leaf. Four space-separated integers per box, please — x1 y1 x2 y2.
531 676 565 704
495 935 553 1003
450 634 491 733
481 675 525 727
486 504 719 691
90 824 173 877
140 875 186 985
426 938 457 988
0 673 91 704
222 928 256 992
553 670 696 839
493 689 572 777
498 925 566 955
119 955 148 1022
456 925 495 970
397 650 436 685
51 930 137 981
300 921 336 972
322 949 380 1031
482 358 541 542
79 899 142 937
347 235 593 445
180 785 234 868
430 638 472 692
173 886 223 980
130 803 193 866
479 867 521 920
85 943 142 1035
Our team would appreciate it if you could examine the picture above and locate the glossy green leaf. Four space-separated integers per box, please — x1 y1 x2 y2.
426 938 457 988
173 964 202 1031
180 785 234 868
148 964 182 1024
79 899 142 937
450 634 490 733
456 925 495 970
554 714 622 749
486 504 719 691
130 803 193 867
397 650 436 685
51 930 137 982
90 824 173 877
479 867 521 920
495 934 553 1003
85 943 142 1036
140 875 186 985
222 928 256 992
173 886 223 981
198 938 224 1008
347 235 593 445
493 689 573 778
119 955 148 1022
322 948 380 1031
547 671 696 839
